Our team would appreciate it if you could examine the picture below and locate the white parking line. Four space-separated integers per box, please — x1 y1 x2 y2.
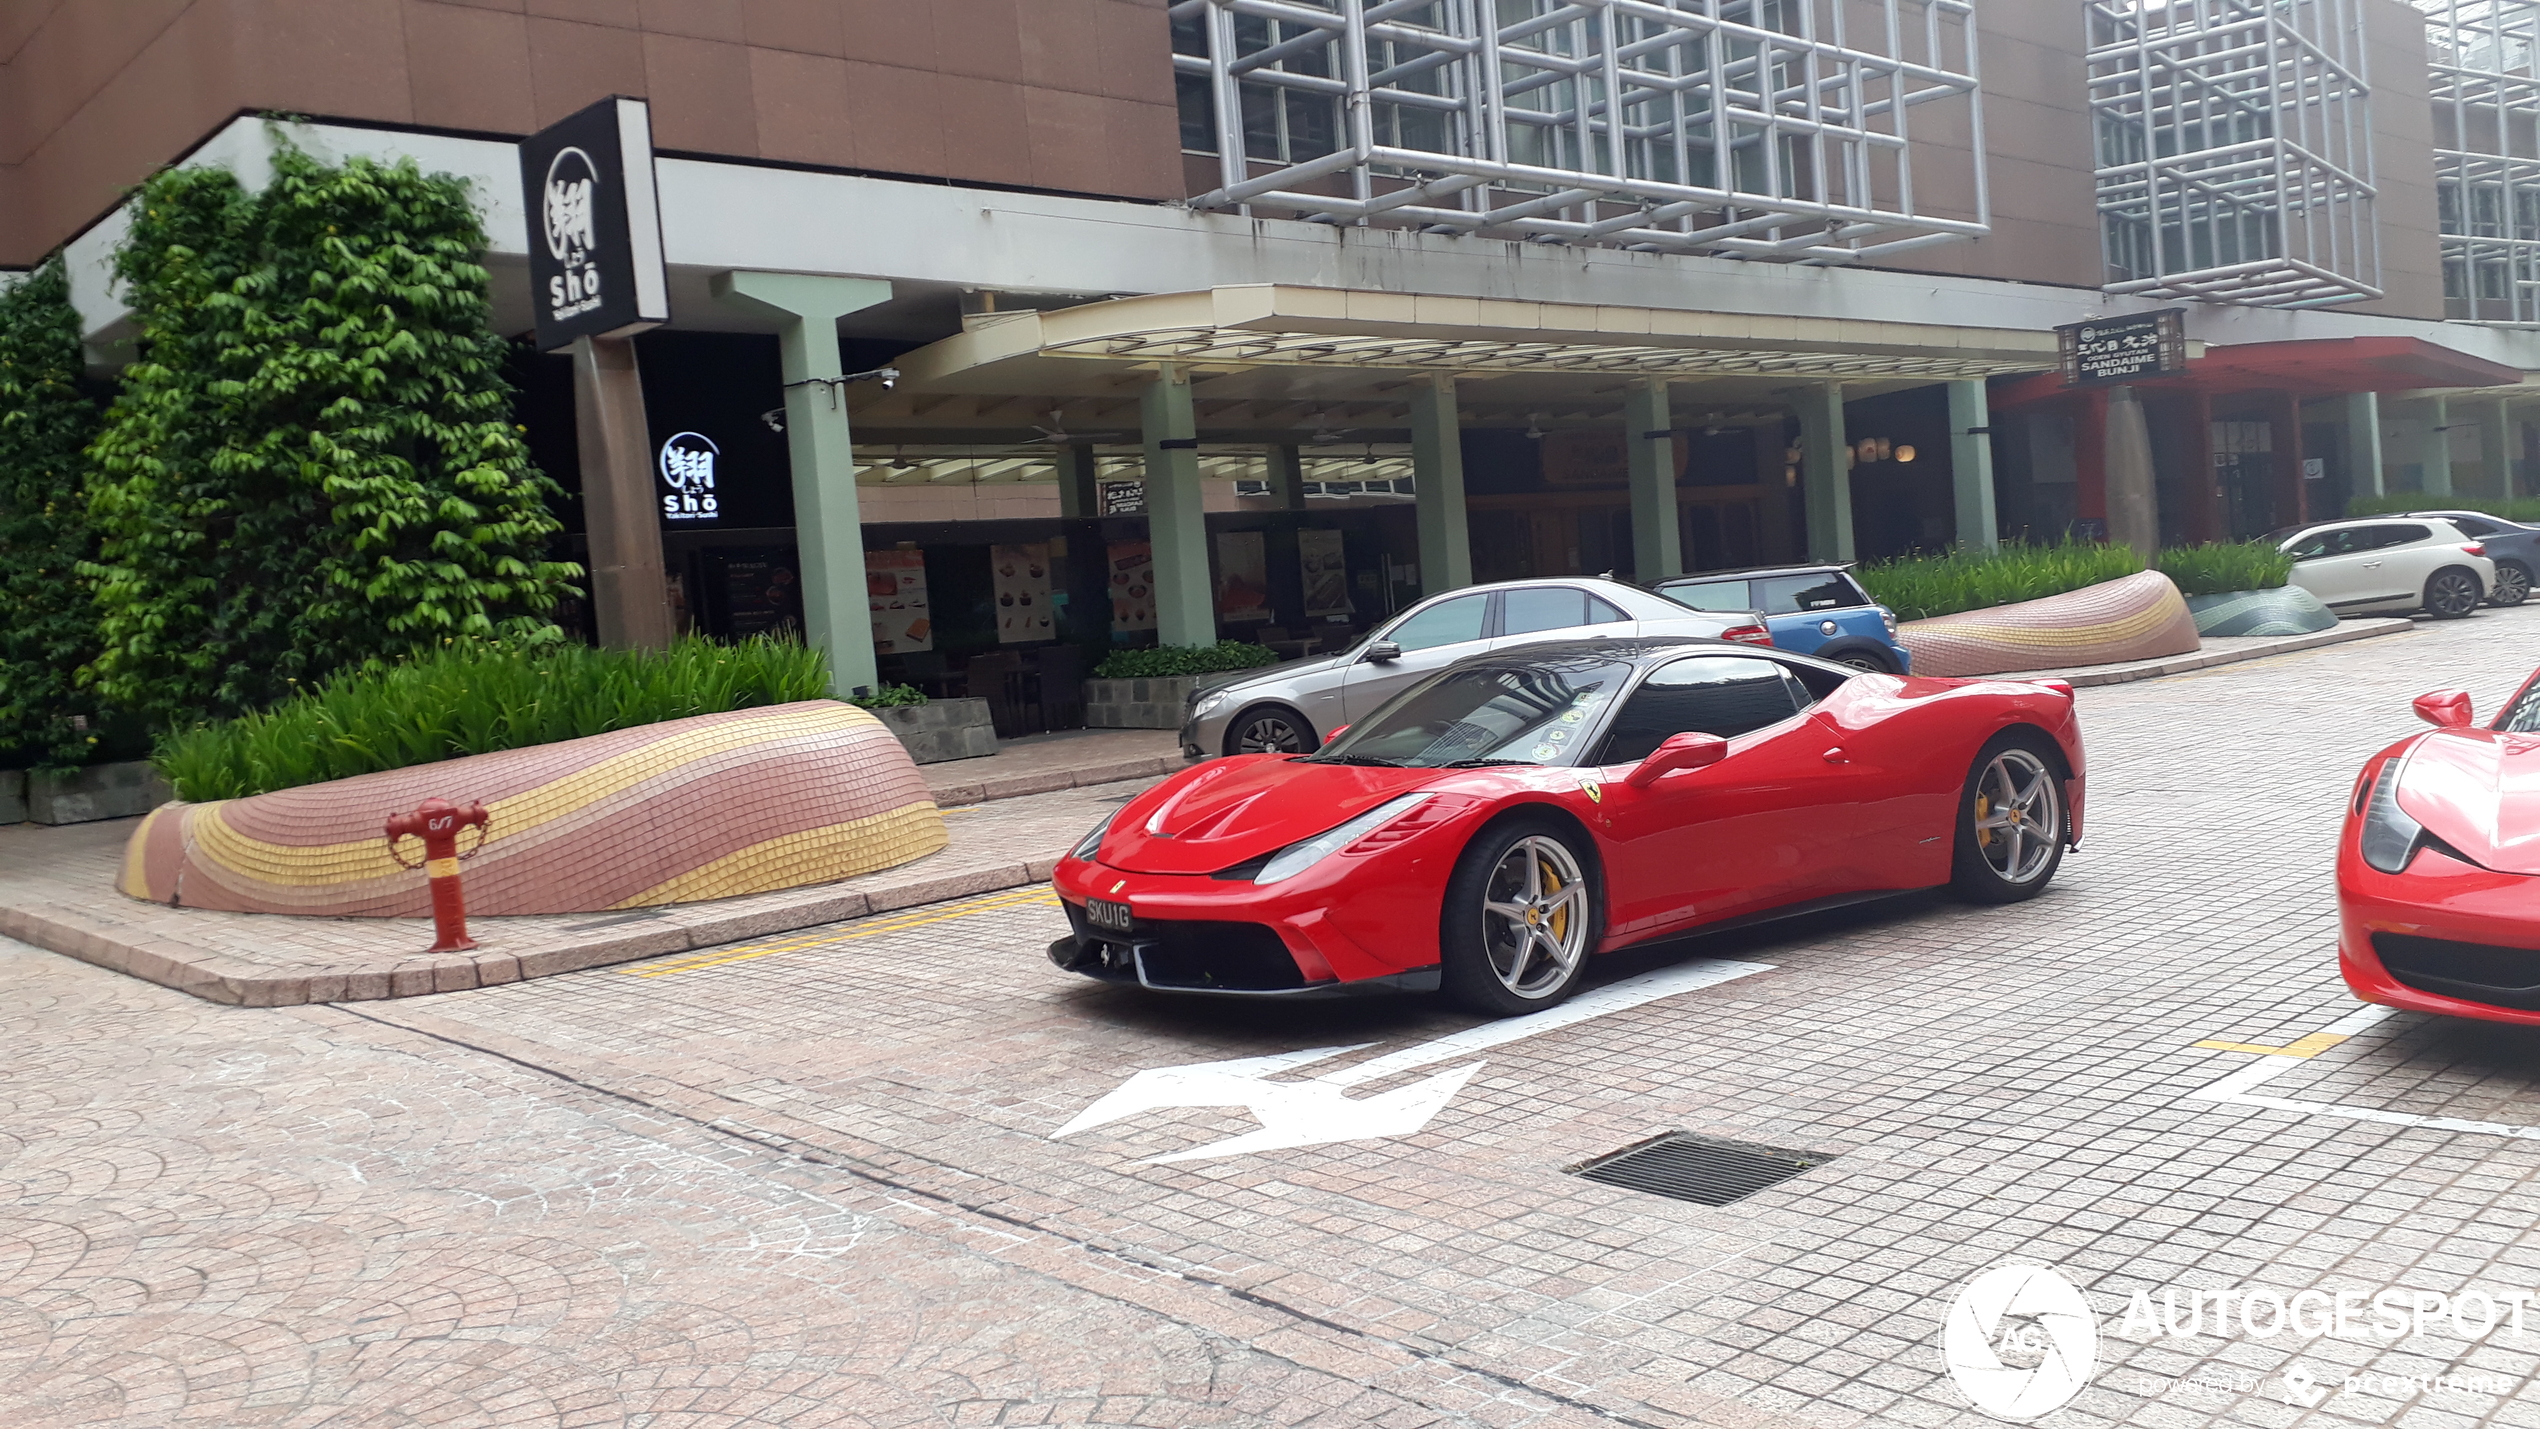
2183 1004 2540 1142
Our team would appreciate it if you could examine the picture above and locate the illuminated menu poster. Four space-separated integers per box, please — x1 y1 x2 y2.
867 549 932 654
1108 541 1156 634
1215 531 1272 624
1298 528 1349 618
721 550 803 638
991 542 1053 644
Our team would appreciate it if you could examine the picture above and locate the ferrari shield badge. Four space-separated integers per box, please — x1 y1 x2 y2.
1580 778 1603 804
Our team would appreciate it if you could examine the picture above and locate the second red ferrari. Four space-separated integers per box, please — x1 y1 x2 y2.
1050 636 2087 1014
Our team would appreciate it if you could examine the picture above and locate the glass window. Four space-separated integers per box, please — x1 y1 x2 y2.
2442 515 2502 536
1756 573 1859 614
1500 586 1589 636
1586 594 1629 624
1382 594 1489 653
1595 656 1805 763
1659 579 1753 612
2497 676 2540 733
2289 528 2368 560
1315 658 1633 768
2375 524 2433 550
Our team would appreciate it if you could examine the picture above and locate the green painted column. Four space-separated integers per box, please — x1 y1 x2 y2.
1948 379 1999 553
711 271 893 695
2345 391 2384 499
1798 383 1854 563
1266 444 1306 510
1409 375 1472 593
2479 398 2513 499
2424 396 2454 496
1055 443 1100 519
1141 369 1215 648
1624 378 1681 581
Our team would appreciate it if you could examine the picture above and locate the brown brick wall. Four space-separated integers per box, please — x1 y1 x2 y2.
0 0 1183 266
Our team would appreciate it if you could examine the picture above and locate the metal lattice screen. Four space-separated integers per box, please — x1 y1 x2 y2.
2421 0 2540 324
2087 0 2381 307
1168 0 1988 265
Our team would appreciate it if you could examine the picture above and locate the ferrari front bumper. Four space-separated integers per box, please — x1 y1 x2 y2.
2338 841 2540 1027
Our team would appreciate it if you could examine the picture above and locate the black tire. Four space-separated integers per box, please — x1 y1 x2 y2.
1224 704 1315 756
1440 816 1600 1016
1949 732 2067 905
2488 561 2532 608
1825 645 1897 674
2423 566 2484 620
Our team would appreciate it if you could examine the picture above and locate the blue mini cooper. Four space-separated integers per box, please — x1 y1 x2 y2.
1652 564 1912 674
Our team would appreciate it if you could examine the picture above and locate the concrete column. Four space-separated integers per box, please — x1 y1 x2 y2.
1755 422 1799 562
2183 387 2222 543
1409 375 1472 593
1797 383 1853 562
2105 386 2159 559
1947 379 1999 553
2073 389 2110 534
1624 379 1682 581
1056 444 1101 519
2345 391 2384 500
1266 444 1307 511
568 335 676 650
1054 445 1108 646
2424 396 2454 496
1140 369 1215 648
2269 389 2308 528
2478 398 2513 500
711 271 894 695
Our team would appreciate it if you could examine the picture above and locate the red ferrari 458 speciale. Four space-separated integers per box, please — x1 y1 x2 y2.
1050 636 2087 1015
2338 669 2540 1025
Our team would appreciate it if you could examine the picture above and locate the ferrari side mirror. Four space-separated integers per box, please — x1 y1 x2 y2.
1322 724 1349 747
1362 641 1402 664
2414 689 2475 728
1625 731 1728 789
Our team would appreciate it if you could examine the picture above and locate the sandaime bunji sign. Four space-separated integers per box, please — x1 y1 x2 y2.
2057 309 2187 386
518 96 669 352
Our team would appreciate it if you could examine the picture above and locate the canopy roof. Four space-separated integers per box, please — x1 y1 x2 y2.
1993 336 2523 410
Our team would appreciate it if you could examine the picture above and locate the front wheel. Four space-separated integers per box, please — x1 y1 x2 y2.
2488 561 2532 608
2423 566 2483 620
1441 819 1597 1015
1950 735 2066 904
1225 704 1315 756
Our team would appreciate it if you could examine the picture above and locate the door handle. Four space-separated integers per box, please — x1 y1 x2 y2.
1823 747 1850 764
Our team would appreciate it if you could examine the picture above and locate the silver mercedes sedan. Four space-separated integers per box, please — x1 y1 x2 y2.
1180 577 1769 758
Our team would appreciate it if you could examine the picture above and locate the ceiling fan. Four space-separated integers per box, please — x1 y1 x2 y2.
1303 410 1368 445
1028 408 1130 445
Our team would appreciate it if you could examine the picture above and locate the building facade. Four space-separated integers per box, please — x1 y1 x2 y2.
5 0 2538 702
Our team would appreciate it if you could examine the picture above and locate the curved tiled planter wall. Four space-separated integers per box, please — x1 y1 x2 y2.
1897 570 2201 678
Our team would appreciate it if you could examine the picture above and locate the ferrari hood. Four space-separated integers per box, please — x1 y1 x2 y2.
2395 730 2540 875
1097 756 1443 876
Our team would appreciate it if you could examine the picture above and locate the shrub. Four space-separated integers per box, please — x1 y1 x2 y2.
83 137 580 732
154 635 830 802
0 254 109 768
2154 540 2294 597
1093 641 1284 679
1855 541 2145 622
850 683 928 709
2346 492 2540 523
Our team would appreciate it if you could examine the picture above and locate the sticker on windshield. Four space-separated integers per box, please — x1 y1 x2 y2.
1544 727 1570 743
1531 745 1559 760
1560 708 1585 723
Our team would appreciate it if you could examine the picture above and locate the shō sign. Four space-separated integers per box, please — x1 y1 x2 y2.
519 96 669 351
2058 310 2187 386
659 432 721 522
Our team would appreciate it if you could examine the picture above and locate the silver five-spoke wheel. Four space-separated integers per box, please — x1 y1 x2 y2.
1229 707 1311 755
1480 835 1590 999
1972 748 2059 886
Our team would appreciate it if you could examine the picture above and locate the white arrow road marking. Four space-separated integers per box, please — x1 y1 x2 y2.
1055 957 1776 1163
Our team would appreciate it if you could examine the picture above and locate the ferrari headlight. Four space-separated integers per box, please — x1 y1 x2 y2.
1071 811 1117 862
2358 756 2424 874
1255 793 1433 885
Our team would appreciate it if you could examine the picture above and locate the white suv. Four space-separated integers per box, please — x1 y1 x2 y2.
2277 518 2498 620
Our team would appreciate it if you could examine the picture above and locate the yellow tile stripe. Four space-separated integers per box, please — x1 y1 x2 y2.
2193 1032 2352 1058
626 885 1064 979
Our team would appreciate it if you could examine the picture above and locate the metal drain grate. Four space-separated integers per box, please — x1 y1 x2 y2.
1566 1132 1830 1206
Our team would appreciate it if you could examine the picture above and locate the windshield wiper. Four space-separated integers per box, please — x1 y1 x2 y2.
1442 758 1539 768
1315 754 1404 767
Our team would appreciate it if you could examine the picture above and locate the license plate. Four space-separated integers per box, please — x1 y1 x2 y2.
1086 897 1134 933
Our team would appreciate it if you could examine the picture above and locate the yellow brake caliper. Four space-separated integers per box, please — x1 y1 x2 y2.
1542 857 1566 940
1975 793 1993 847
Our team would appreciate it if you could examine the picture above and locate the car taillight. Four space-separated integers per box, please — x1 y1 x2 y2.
2461 543 2486 557
1722 623 1773 646
1341 794 1477 855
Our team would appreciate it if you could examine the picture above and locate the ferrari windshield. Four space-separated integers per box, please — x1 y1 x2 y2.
1312 658 1632 769
2499 677 2540 733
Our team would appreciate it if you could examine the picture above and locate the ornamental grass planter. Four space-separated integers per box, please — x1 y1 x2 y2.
873 698 1000 764
1083 676 1202 731
1896 570 2201 678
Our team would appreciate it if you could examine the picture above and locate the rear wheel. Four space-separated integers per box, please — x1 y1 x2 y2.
2423 566 2483 620
1225 704 1314 756
1950 734 2066 904
1441 818 1597 1015
1828 646 1897 674
2488 561 2532 608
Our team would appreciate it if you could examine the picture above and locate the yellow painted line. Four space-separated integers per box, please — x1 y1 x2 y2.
2192 1031 2353 1059
625 886 1063 979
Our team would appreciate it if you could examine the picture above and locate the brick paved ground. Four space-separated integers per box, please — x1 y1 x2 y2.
7 607 2540 1427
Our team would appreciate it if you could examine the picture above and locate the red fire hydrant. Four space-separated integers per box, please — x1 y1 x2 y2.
385 797 492 954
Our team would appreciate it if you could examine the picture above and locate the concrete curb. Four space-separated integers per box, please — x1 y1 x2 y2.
1996 615 2412 688
924 753 1186 805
